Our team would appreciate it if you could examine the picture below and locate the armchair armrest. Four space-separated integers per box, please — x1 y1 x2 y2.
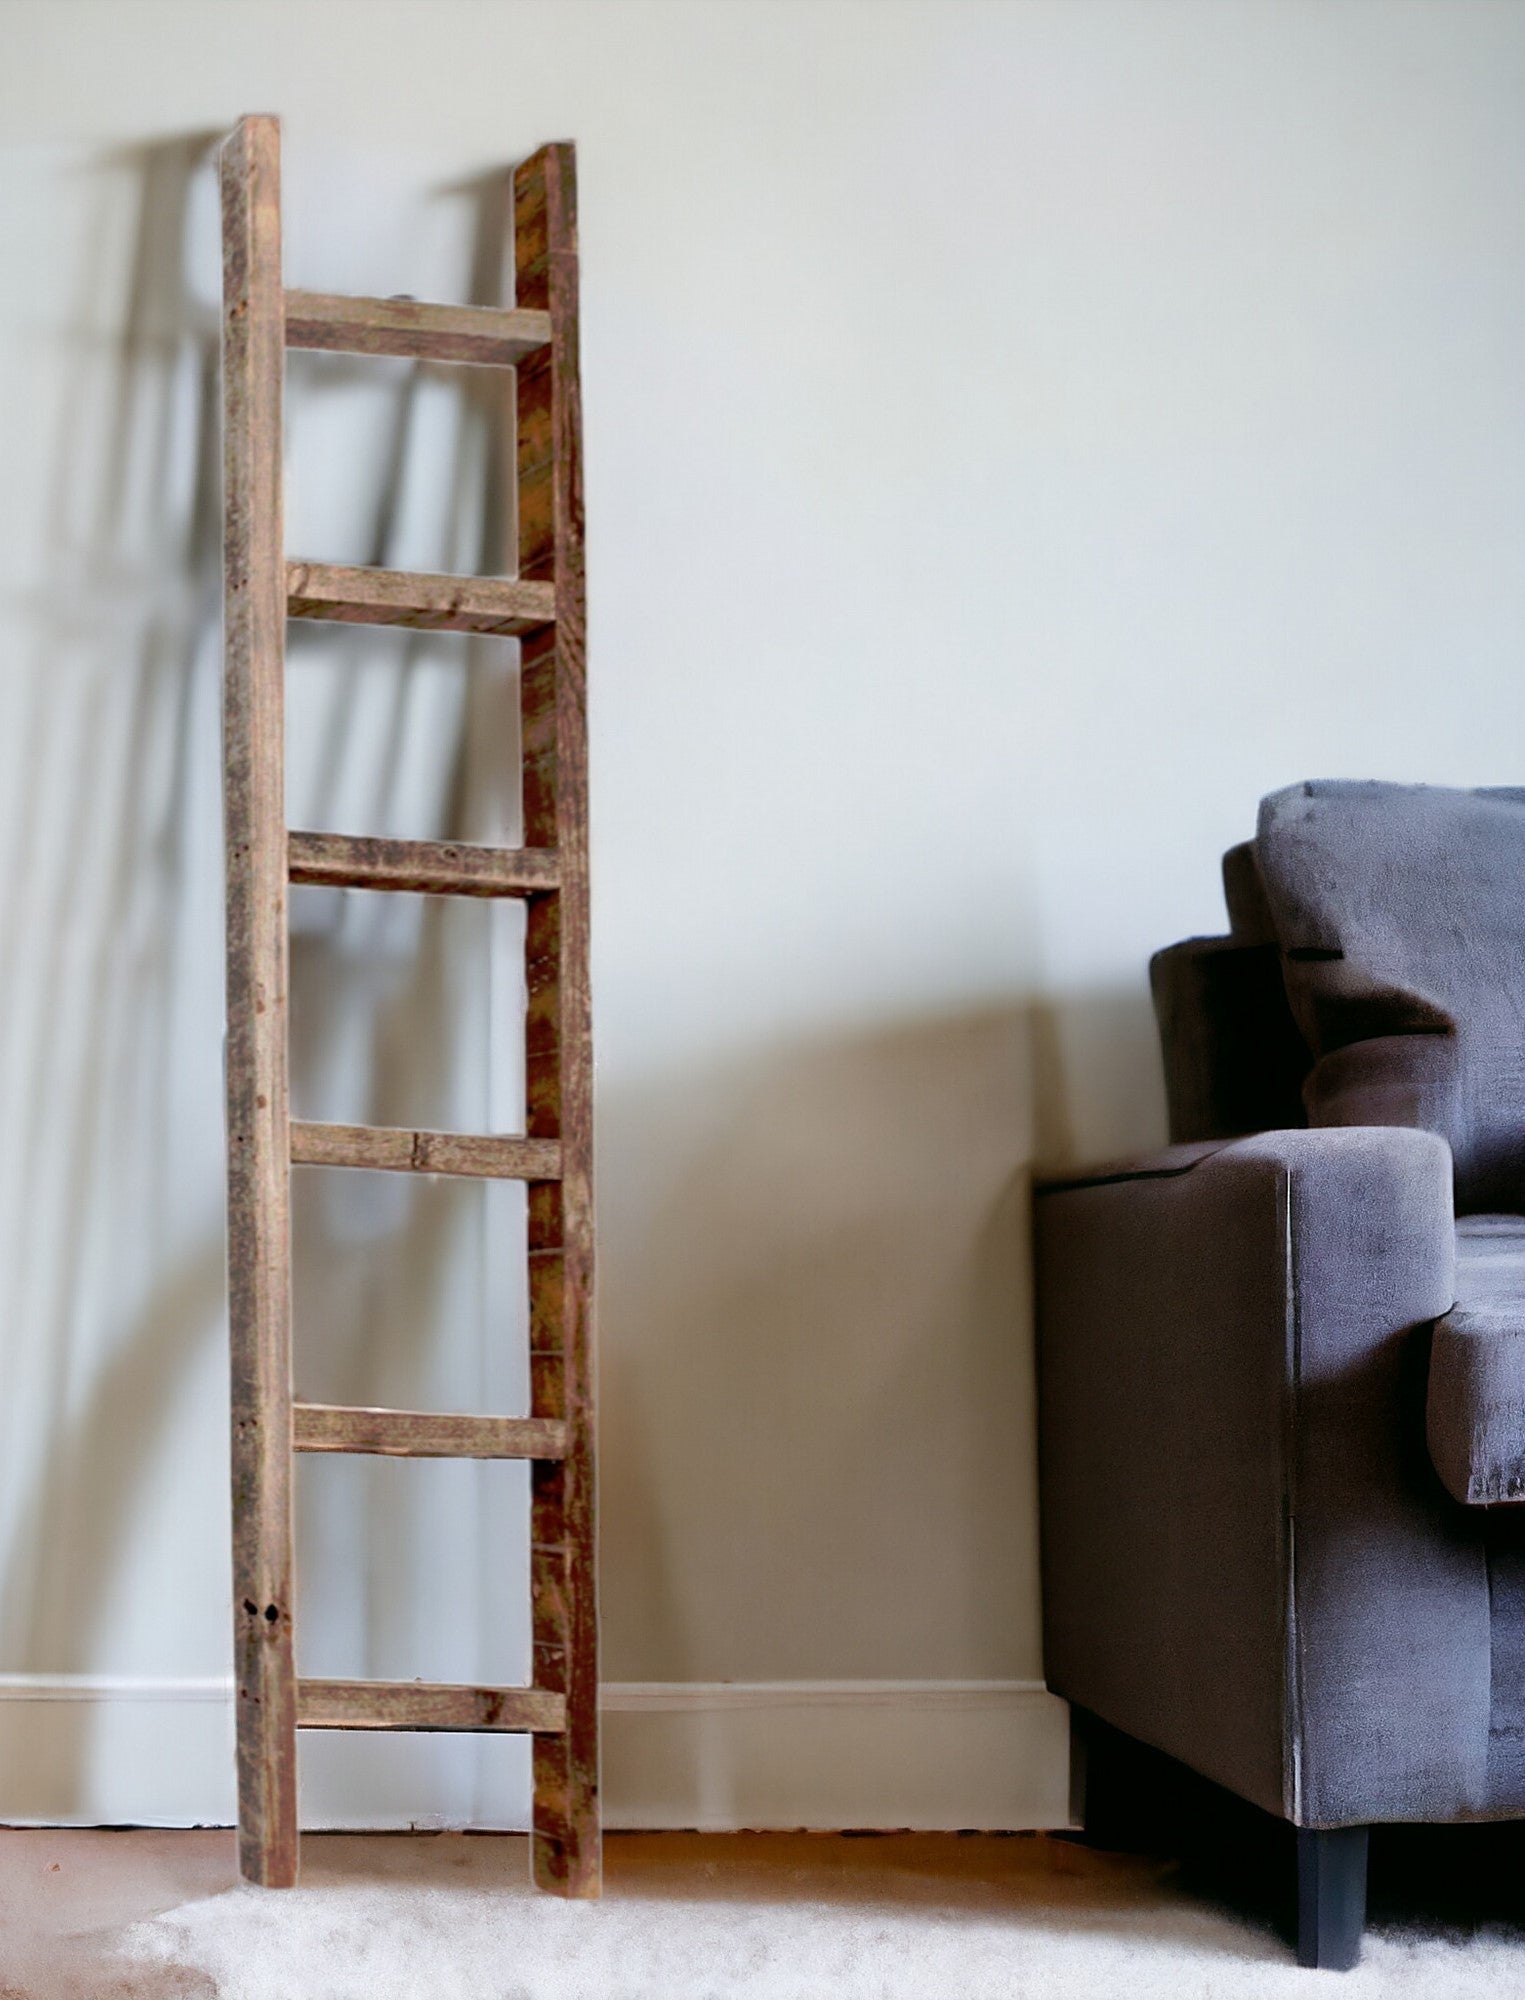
1036 1126 1478 1827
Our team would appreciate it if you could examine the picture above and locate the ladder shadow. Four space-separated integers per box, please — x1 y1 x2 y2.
0 129 228 1813
0 140 1162 1836
0 139 534 1823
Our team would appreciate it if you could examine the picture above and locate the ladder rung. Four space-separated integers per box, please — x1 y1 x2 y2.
288 832 559 898
285 290 552 366
291 1122 561 1180
287 562 555 635
296 1679 565 1734
293 1402 567 1460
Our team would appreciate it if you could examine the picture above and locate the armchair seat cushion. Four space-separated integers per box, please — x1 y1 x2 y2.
1428 1216 1525 1505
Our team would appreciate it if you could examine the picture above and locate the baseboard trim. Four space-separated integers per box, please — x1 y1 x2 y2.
602 1678 1049 1711
601 1678 1074 1831
0 1676 232 1702
0 1676 1074 1832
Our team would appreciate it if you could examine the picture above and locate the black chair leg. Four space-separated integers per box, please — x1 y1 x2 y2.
1297 1826 1368 1970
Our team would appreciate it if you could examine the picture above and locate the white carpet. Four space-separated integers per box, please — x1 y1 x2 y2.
7 1831 1525 2000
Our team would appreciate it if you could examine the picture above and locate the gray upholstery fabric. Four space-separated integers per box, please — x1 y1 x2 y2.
1222 839 1278 944
1428 1217 1525 1505
1037 1127 1485 1827
1150 839 1309 1146
1256 781 1525 1213
1150 938 1309 1144
1044 779 1525 1833
1480 1510 1525 1806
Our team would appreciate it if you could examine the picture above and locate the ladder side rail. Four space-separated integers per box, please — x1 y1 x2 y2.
221 112 299 1889
515 140 600 1900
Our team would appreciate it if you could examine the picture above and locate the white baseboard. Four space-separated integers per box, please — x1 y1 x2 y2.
602 1680 1074 1831
0 1676 238 1828
0 1676 1074 1833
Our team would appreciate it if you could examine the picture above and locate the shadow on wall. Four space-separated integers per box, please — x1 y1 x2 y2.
597 992 1160 1689
0 132 229 1813
0 134 549 1820
0 132 1170 1821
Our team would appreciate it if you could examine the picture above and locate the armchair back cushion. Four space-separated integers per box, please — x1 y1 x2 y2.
1256 781 1525 1213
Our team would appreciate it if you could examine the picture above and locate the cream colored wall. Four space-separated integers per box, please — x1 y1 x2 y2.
1 0 1524 1827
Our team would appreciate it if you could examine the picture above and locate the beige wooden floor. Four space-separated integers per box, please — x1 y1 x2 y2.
0 1829 1160 1997
3 1827 1523 1998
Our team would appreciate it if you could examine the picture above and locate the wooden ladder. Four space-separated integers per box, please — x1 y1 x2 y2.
219 114 596 1894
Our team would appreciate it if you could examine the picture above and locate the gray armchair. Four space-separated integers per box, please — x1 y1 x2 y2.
1036 781 1525 1969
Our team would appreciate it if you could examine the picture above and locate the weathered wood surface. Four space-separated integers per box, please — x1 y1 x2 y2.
292 1402 567 1460
516 140 601 1901
290 1121 561 1180
288 831 559 898
221 111 298 1890
224 117 596 1897
286 561 554 635
296 1680 566 1734
285 290 551 366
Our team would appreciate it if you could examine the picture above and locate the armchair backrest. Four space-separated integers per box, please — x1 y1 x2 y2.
1154 781 1525 1212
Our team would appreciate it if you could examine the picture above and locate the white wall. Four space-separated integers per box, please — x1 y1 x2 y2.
1 0 1524 1830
